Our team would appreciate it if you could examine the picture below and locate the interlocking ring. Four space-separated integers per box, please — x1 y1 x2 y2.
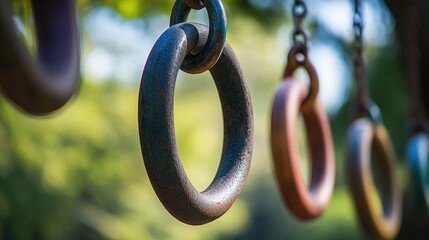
170 0 226 74
139 23 253 225
271 80 335 220
283 41 318 110
407 132 429 212
0 0 80 115
346 118 402 239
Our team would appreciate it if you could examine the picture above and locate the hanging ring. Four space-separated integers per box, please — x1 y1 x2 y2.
170 0 226 74
283 41 319 111
407 132 429 212
0 0 80 115
346 118 402 239
271 80 335 220
139 23 253 225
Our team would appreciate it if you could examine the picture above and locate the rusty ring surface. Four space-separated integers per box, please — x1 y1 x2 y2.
170 0 226 74
139 23 253 225
271 80 335 220
346 118 402 239
0 0 80 115
407 132 429 212
283 41 319 110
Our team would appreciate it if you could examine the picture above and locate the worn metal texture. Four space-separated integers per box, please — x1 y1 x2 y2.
139 23 253 225
407 132 429 212
170 0 226 74
0 0 80 115
184 0 204 10
271 80 335 220
346 118 402 240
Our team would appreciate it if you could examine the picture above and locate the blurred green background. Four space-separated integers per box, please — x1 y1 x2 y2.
2 0 428 239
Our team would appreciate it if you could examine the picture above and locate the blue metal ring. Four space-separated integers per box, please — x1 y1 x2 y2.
0 0 80 115
407 132 429 212
139 23 253 225
170 0 226 74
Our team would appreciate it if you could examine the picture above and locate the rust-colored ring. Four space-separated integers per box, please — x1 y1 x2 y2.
346 118 402 239
271 80 335 220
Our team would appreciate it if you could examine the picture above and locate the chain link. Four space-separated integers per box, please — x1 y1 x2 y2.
352 0 370 118
292 0 308 46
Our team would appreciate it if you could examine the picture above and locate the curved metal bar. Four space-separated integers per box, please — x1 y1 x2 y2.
0 0 80 115
346 118 402 239
271 80 335 220
170 0 226 74
139 23 253 225
407 132 429 212
184 0 204 10
283 41 319 111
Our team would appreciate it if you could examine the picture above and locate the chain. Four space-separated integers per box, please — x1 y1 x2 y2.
292 0 308 46
352 0 369 117
404 0 426 133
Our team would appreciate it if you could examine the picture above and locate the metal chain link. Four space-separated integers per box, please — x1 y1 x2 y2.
292 0 308 46
352 0 370 118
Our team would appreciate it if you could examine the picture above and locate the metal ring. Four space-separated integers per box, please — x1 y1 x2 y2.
139 23 253 225
271 80 335 220
283 41 319 110
407 132 429 212
0 0 80 115
170 0 226 74
346 118 402 239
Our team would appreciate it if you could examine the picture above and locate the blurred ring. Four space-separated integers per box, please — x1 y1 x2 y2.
346 118 402 239
271 80 335 220
0 0 80 114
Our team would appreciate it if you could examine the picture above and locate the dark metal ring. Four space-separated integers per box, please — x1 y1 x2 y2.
283 41 319 111
170 0 226 74
346 118 402 239
0 0 80 115
407 132 429 212
271 80 335 220
139 23 253 225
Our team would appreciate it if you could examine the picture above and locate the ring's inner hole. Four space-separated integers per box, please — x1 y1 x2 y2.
292 68 310 87
297 115 310 187
11 0 36 55
174 71 223 192
369 141 385 217
187 7 209 25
